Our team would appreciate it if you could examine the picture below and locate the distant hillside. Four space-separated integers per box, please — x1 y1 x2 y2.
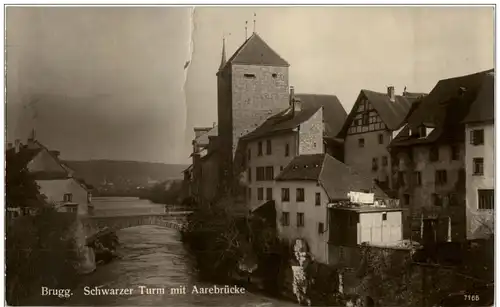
63 160 188 195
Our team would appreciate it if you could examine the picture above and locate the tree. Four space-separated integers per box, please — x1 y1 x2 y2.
5 151 44 208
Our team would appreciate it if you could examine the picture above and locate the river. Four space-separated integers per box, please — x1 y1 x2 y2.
67 197 293 306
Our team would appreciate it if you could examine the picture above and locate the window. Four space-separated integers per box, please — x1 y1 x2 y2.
258 142 263 156
470 129 484 145
63 193 73 202
256 167 265 181
403 194 410 206
315 193 321 206
247 168 252 182
272 73 278 78
429 147 439 162
257 188 264 201
248 188 252 200
435 170 447 185
372 158 378 171
282 212 290 226
280 166 284 171
266 139 272 155
419 126 427 138
265 166 274 180
473 158 484 175
285 143 290 157
244 73 256 79
296 188 305 202
378 134 384 144
413 171 422 186
359 138 365 148
382 156 388 166
281 188 290 202
362 113 369 126
297 213 305 227
266 188 273 201
318 222 324 234
247 148 251 161
432 193 442 206
478 189 494 210
382 213 387 221
451 145 459 161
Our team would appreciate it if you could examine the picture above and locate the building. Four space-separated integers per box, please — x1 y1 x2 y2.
6 132 93 215
327 196 403 267
273 153 388 264
462 70 494 240
238 87 346 210
389 69 494 242
216 32 291 189
338 87 426 192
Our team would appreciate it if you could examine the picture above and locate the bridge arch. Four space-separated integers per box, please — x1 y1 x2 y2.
82 212 191 236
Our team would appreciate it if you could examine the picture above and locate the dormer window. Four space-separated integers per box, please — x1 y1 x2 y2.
419 126 427 138
244 73 256 79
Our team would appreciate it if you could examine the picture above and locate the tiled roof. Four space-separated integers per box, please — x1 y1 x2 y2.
240 93 346 141
339 89 424 137
390 69 493 147
462 71 494 124
194 125 218 147
276 153 388 201
295 94 347 138
240 105 320 141
222 33 289 69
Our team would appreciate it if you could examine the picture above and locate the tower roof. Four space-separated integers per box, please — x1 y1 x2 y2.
222 32 289 69
218 38 227 71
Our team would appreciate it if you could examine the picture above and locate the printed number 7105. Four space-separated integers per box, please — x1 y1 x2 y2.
464 295 480 301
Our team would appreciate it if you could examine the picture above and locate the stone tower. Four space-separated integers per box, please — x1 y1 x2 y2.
216 33 290 186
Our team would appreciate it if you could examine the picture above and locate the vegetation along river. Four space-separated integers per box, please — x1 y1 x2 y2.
67 197 292 306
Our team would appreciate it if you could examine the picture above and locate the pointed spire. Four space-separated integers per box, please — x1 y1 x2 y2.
218 34 227 71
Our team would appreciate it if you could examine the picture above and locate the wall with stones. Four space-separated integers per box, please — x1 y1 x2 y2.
298 107 324 155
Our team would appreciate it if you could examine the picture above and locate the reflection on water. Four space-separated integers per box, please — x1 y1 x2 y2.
67 198 292 306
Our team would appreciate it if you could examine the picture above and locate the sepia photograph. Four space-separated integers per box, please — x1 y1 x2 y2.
4 5 496 307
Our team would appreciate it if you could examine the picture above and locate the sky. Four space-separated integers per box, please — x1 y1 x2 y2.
6 6 494 164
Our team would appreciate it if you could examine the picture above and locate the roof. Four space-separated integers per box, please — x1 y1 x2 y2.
222 32 289 69
295 94 347 138
240 105 320 141
339 89 425 137
462 71 494 124
276 153 388 200
240 94 346 141
390 69 494 147
194 125 218 147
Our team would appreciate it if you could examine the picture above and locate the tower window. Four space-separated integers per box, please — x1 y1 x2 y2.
244 73 256 79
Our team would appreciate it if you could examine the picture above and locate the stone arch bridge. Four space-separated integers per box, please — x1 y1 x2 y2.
82 211 192 237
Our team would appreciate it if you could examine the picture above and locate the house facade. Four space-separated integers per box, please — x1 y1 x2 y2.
339 87 425 192
7 133 92 216
389 69 493 242
274 153 388 264
463 71 494 240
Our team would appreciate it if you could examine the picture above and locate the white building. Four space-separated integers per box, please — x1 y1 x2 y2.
7 132 93 215
463 71 494 240
238 87 346 210
273 153 390 264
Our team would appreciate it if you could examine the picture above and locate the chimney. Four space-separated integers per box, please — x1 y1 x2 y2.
289 86 295 106
213 122 216 128
294 98 302 113
387 86 395 102
14 139 21 153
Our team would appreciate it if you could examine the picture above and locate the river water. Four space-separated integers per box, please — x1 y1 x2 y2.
67 197 292 306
